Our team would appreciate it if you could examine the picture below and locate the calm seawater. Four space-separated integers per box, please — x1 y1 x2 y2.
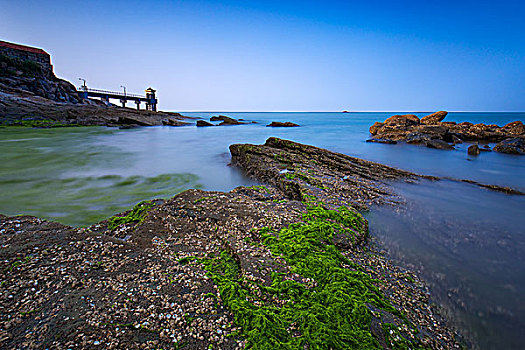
1 112 524 349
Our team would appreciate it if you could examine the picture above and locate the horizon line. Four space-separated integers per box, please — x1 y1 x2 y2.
173 110 525 113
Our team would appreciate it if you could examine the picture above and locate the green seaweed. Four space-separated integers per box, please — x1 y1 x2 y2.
197 199 422 349
107 200 155 230
194 196 217 204
248 185 271 194
2 118 80 128
7 256 31 272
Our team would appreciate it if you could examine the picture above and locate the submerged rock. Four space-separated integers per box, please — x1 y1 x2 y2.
425 139 454 150
366 138 397 144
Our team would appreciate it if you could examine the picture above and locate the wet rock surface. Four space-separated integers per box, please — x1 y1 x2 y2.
368 111 525 154
0 138 466 349
196 120 214 127
493 137 525 155
230 137 427 212
467 144 480 156
366 138 398 144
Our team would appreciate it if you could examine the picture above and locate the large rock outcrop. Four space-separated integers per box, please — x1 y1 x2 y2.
230 137 426 211
368 111 525 154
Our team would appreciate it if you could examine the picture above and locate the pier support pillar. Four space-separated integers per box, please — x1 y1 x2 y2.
120 99 127 108
135 100 140 110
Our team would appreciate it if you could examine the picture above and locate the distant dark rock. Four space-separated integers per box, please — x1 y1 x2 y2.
366 138 397 144
196 120 214 127
421 111 448 125
162 118 189 126
210 115 245 125
211 115 242 124
493 138 525 155
425 139 454 150
266 121 300 127
383 114 420 126
467 144 480 156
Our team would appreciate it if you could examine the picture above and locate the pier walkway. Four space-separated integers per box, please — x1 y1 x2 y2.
77 86 158 111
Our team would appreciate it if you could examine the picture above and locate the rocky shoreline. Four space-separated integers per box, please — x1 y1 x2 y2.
0 138 468 349
368 111 525 155
0 83 195 127
1 55 195 127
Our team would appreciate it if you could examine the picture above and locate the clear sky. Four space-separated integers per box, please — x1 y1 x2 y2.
1 0 524 111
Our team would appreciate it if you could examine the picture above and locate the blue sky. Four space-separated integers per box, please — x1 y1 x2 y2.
1 0 524 111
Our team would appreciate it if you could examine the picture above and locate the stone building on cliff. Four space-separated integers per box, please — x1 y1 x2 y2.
0 40 53 76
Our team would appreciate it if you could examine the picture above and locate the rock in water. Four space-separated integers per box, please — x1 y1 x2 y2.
196 120 214 127
468 144 480 156
406 132 433 144
366 138 397 144
210 115 245 125
502 121 525 135
266 121 300 127
421 111 448 125
452 135 463 144
493 138 525 155
425 139 454 150
369 122 384 135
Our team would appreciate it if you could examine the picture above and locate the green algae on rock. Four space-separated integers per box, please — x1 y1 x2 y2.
107 200 156 230
195 198 425 349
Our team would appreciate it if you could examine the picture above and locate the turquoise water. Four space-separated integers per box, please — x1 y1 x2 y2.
0 111 524 349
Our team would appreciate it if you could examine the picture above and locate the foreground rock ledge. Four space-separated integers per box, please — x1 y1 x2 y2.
0 139 462 349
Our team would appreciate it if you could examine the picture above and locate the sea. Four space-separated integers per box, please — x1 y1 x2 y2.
1 112 524 349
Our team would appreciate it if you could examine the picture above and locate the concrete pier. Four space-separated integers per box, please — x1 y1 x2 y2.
77 87 157 111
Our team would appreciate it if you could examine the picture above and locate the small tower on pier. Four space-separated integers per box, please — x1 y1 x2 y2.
145 87 157 112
